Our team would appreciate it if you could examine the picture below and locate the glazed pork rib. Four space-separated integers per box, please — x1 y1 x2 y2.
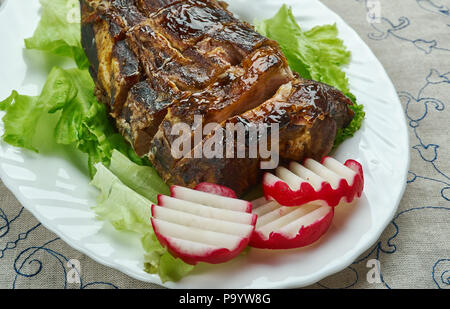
152 45 293 175
167 79 348 194
80 0 144 116
80 0 355 195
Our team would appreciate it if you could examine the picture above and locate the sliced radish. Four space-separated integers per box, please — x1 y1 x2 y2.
158 195 256 225
194 182 237 198
171 185 252 213
250 198 334 249
151 186 256 265
263 157 364 207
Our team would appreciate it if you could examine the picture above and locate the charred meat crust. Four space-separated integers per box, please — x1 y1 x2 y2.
80 0 355 195
235 81 339 162
81 1 143 116
163 81 338 195
128 22 232 93
291 78 354 129
149 45 292 179
80 1 99 78
116 80 174 156
110 40 141 116
136 0 182 14
171 156 261 196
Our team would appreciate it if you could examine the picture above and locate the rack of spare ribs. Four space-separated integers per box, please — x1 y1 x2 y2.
80 0 355 195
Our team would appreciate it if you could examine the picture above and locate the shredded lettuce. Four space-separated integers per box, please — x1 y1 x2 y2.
91 159 194 282
255 5 365 146
25 0 88 69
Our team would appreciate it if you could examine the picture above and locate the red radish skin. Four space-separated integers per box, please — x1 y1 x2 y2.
170 185 253 213
151 187 256 265
249 207 334 249
194 183 237 198
151 217 251 265
263 158 364 207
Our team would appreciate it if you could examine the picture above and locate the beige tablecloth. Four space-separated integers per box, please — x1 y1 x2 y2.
0 0 449 289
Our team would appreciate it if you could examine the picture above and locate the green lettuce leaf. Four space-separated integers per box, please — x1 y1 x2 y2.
91 163 153 234
0 91 41 152
25 0 88 69
142 233 194 283
334 102 365 147
255 5 351 94
255 5 365 146
1 0 189 282
109 150 170 203
0 67 80 151
1 67 142 177
91 163 194 282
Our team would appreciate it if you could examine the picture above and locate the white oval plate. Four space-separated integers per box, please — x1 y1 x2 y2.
0 0 409 288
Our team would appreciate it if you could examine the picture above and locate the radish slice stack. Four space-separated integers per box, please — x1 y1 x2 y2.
249 197 334 249
263 157 364 207
252 157 364 249
151 186 256 265
152 157 364 260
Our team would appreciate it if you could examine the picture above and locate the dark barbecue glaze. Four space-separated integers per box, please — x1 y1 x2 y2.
167 81 339 195
150 45 293 177
80 0 355 195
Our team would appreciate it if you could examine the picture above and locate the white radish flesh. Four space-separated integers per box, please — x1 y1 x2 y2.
153 185 258 264
159 195 254 225
303 159 342 189
165 237 221 256
153 206 254 236
253 200 280 217
256 206 298 228
322 157 357 185
257 204 320 237
276 167 304 190
171 186 250 212
289 162 325 190
153 219 243 250
279 206 332 237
